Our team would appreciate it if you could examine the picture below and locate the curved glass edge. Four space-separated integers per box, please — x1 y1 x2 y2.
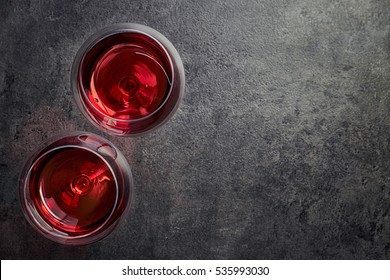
19 131 133 245
71 23 185 137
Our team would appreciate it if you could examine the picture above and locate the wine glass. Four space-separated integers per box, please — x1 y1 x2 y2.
19 132 133 245
71 23 185 136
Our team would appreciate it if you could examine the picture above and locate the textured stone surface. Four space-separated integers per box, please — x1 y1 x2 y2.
1 0 390 259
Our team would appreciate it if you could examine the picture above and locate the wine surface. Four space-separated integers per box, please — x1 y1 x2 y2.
29 147 117 234
85 40 171 120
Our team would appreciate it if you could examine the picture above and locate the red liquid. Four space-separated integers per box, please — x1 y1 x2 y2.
81 33 172 123
29 147 116 235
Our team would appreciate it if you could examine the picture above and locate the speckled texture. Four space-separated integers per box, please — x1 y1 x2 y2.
1 0 390 259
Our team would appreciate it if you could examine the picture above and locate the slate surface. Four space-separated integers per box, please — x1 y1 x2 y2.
1 0 390 259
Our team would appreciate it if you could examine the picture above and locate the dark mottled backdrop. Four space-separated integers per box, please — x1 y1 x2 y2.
1 0 390 259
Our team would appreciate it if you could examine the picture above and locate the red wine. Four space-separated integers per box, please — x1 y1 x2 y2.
29 147 116 234
72 24 185 136
20 132 132 245
88 43 170 120
81 33 172 122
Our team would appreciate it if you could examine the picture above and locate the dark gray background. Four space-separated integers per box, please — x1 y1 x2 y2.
1 0 390 259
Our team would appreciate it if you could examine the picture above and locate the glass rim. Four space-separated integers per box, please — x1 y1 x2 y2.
19 131 133 245
21 145 119 241
71 23 182 124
